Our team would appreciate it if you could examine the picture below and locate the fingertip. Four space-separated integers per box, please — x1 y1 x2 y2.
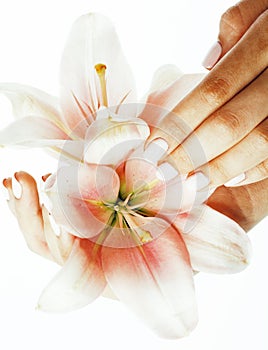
14 171 36 185
202 41 222 70
14 171 24 182
42 173 52 182
144 131 163 150
3 177 12 189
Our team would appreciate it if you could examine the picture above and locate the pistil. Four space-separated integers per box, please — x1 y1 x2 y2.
95 63 108 107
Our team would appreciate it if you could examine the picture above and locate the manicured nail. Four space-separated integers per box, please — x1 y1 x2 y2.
158 162 178 181
1 179 10 199
187 171 210 191
143 138 169 164
202 41 222 69
224 173 246 187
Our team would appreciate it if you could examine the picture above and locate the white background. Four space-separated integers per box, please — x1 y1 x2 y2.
0 0 267 349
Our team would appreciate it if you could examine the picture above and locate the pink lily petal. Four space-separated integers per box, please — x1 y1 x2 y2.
3 172 53 260
122 148 207 217
140 73 204 127
60 13 137 137
174 205 252 274
102 217 198 339
84 111 149 165
45 164 120 239
37 238 106 312
123 156 167 210
0 116 69 148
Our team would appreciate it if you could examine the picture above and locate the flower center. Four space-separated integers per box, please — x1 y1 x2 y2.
105 193 134 215
103 192 153 244
95 63 108 107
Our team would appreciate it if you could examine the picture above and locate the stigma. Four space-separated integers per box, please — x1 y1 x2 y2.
95 63 108 107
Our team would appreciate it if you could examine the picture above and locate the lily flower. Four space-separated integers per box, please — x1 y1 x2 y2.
1 13 251 339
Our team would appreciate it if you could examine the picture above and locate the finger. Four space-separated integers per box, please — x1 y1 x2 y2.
218 0 268 57
203 0 268 69
207 177 268 231
147 9 268 149
167 68 268 173
226 159 268 186
200 118 268 187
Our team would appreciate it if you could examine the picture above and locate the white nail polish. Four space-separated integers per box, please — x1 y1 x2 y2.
146 138 169 152
144 138 169 163
202 41 222 69
187 171 210 191
157 162 179 181
1 183 9 200
12 176 22 199
224 173 246 187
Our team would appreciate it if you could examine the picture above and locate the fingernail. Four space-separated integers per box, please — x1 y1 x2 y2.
1 179 10 200
157 162 179 181
143 138 169 164
187 171 210 191
202 41 222 69
224 173 246 187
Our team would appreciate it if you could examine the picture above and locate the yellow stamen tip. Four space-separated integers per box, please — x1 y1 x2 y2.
95 63 107 75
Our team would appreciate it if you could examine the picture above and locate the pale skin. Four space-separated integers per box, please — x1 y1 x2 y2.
148 0 268 231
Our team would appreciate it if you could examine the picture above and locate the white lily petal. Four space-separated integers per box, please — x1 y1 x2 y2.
0 83 66 128
0 116 69 148
50 139 86 164
84 115 149 165
140 74 204 126
147 64 183 94
60 13 137 137
38 238 106 312
175 205 252 274
45 164 119 239
102 219 198 339
123 153 208 218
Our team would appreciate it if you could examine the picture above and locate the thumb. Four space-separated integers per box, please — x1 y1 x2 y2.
219 0 268 54
207 178 268 232
203 0 268 69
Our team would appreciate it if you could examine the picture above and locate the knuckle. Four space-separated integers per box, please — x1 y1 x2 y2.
209 159 230 184
254 10 268 52
213 110 242 140
220 5 245 36
256 120 268 147
256 160 268 177
199 77 232 108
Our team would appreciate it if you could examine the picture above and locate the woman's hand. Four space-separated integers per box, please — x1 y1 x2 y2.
148 0 268 188
208 178 268 232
